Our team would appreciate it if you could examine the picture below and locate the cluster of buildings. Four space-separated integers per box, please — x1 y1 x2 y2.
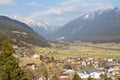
59 57 120 80
12 45 120 80
13 45 39 58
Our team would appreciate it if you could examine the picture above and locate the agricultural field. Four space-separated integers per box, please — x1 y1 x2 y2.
33 42 120 59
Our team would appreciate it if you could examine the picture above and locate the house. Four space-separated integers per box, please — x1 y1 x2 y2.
38 75 46 80
62 69 75 74
108 58 113 62
62 69 75 80
111 70 120 76
59 76 70 80
81 61 87 66
116 60 120 65
78 68 101 79
33 54 40 59
76 68 101 79
84 68 101 79
13 45 26 56
59 73 70 80
13 45 18 49
59 77 70 80
25 63 37 70
66 57 75 62
89 72 101 79
40 55 51 62
105 65 120 72
77 72 89 79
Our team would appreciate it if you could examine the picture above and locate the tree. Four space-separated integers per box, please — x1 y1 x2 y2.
64 63 72 69
73 73 81 80
1 40 13 56
25 68 37 80
88 76 93 80
37 62 48 80
51 56 54 62
48 64 62 80
104 73 112 80
40 55 43 61
104 77 112 80
0 40 28 80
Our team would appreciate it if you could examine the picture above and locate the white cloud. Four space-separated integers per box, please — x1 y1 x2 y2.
27 0 113 26
27 2 43 7
0 0 13 5
27 2 37 6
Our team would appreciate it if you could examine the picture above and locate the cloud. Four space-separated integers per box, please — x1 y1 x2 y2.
27 2 43 7
0 0 13 5
27 0 113 26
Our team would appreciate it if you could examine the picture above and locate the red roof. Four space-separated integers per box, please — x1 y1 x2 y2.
59 78 70 80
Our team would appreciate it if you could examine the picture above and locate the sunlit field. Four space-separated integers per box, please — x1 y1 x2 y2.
34 42 120 59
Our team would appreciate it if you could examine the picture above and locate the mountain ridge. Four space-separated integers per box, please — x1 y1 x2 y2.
45 7 120 43
0 15 50 47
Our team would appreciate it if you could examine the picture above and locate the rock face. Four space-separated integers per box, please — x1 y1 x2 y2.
46 7 120 43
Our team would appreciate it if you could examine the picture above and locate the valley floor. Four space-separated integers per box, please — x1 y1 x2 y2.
35 42 120 58
18 42 120 80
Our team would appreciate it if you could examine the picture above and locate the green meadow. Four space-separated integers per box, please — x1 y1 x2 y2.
34 42 120 59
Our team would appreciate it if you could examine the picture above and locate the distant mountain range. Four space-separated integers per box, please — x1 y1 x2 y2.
11 16 60 35
45 7 120 43
0 16 49 47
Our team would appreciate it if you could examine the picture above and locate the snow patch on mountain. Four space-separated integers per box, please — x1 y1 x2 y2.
82 13 96 20
9 15 60 34
85 14 90 19
12 15 48 29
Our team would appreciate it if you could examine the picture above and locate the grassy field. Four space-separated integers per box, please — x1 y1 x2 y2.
33 42 120 59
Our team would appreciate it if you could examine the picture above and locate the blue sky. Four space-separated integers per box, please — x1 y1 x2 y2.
0 0 120 26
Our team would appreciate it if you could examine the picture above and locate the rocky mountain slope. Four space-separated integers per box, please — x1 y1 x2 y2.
45 7 120 43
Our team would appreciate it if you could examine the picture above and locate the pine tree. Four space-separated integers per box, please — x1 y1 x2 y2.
0 40 28 80
1 40 13 56
73 73 81 80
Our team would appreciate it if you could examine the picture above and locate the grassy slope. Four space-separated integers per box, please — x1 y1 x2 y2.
0 16 50 47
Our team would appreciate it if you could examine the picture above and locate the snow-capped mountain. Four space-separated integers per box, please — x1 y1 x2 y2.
45 7 120 43
11 15 58 35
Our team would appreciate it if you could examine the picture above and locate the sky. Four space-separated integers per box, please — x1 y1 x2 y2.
0 0 120 27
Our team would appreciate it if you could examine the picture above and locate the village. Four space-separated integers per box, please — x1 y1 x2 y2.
13 45 120 80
